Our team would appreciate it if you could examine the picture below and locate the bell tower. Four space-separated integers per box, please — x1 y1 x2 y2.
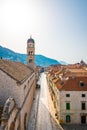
27 36 35 70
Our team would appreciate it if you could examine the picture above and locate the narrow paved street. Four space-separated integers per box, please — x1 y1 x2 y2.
28 73 63 130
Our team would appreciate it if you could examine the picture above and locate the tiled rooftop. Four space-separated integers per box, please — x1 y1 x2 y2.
47 66 87 91
65 69 87 77
0 59 33 83
59 76 87 91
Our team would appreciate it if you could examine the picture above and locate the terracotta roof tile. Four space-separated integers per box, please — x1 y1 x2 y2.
0 59 33 83
67 69 87 77
59 77 87 91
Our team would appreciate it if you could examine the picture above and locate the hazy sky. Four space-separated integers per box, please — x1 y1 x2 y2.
0 0 87 64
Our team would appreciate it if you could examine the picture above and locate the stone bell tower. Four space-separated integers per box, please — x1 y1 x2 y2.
27 36 35 70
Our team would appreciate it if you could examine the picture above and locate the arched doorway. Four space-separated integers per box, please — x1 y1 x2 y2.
66 115 71 123
24 113 27 130
9 122 15 130
81 116 86 124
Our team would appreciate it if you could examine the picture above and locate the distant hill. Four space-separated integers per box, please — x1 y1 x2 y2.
35 54 60 66
0 45 66 67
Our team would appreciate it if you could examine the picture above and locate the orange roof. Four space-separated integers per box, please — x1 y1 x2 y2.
69 69 87 73
67 69 87 76
48 66 87 91
59 77 87 91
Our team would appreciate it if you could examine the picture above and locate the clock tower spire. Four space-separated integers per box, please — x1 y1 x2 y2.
27 36 35 70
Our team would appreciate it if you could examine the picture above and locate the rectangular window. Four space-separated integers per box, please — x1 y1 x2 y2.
82 102 86 110
66 94 70 97
66 103 70 110
82 94 85 97
24 85 26 89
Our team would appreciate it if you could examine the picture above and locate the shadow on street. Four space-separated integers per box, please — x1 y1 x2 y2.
61 124 87 130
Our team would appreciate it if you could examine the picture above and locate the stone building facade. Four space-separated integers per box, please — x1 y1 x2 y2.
47 67 87 124
59 76 87 124
0 37 36 130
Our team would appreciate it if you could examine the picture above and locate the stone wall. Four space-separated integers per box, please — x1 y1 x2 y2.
1 97 20 130
0 70 21 107
20 73 36 130
0 69 36 130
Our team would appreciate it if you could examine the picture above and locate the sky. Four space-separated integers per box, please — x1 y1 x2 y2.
0 0 87 64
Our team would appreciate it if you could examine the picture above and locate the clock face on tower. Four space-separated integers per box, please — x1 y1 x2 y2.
29 43 33 47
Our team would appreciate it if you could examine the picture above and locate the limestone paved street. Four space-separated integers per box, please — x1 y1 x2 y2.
28 73 63 130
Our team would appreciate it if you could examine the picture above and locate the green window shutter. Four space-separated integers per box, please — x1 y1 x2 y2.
66 103 70 110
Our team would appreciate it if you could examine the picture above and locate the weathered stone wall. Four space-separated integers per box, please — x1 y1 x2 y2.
0 70 21 107
0 70 36 130
20 73 36 130
7 108 20 130
1 98 20 130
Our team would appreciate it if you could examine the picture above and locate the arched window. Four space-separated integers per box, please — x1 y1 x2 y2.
24 85 26 90
66 115 71 122
28 51 30 55
24 113 27 130
9 122 15 130
31 51 33 55
28 80 29 85
29 59 32 63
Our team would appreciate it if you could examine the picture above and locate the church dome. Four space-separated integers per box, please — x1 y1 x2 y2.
27 37 35 43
